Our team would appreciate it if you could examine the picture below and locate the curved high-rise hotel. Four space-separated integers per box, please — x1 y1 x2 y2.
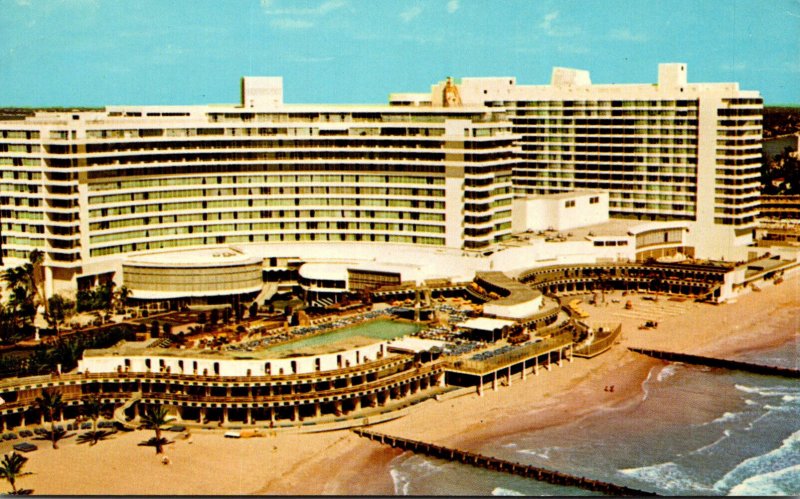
0 64 763 297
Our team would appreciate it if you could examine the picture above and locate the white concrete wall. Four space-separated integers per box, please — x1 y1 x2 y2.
554 193 609 231
78 341 387 376
483 294 543 319
512 192 608 233
489 238 635 276
242 77 283 108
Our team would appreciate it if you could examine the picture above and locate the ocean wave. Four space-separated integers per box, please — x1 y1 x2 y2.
728 463 800 496
641 366 655 401
735 384 800 398
744 399 757 406
713 429 800 493
390 469 411 496
763 404 797 412
407 455 445 475
491 486 525 496
657 364 679 382
518 447 554 460
711 412 740 425
692 429 732 455
389 454 448 495
618 461 713 493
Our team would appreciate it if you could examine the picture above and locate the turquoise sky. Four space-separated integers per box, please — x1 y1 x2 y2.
2 0 798 106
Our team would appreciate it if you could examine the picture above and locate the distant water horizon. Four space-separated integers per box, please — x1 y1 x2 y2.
387 312 799 496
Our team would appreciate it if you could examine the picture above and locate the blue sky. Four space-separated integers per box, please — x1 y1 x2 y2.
1 0 798 106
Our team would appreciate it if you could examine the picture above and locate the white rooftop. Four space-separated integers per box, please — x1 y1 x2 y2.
457 317 516 332
386 337 449 353
297 262 351 282
125 247 261 267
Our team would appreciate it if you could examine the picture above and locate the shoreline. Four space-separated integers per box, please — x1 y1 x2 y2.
14 273 799 495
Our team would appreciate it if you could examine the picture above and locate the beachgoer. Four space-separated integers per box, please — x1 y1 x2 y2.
161 456 170 465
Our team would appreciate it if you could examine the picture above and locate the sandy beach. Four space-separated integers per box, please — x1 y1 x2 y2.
9 273 798 495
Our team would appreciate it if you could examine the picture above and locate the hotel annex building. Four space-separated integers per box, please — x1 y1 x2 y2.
0 63 763 299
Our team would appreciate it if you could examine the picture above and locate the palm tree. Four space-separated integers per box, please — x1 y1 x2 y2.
46 294 75 338
2 266 35 326
113 285 131 313
34 387 64 449
28 250 49 327
140 405 170 454
0 452 32 495
53 339 81 373
82 395 103 445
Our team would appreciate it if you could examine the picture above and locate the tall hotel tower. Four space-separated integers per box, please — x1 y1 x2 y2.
392 64 763 259
1 64 762 296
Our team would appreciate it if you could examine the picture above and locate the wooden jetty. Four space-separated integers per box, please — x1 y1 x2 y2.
352 428 657 496
629 347 800 378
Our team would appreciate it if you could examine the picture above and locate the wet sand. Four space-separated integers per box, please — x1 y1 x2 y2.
13 273 798 495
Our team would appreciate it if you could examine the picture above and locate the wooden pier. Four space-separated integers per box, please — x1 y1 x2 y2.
352 428 657 496
629 347 800 378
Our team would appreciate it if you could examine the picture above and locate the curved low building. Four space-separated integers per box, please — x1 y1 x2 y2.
122 247 263 299
475 271 544 319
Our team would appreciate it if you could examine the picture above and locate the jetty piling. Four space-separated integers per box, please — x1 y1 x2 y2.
352 428 657 496
629 348 800 378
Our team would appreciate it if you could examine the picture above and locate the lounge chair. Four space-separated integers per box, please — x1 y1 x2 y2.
12 442 37 453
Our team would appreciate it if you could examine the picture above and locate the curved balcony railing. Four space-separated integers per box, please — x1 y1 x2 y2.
0 362 444 413
0 353 415 393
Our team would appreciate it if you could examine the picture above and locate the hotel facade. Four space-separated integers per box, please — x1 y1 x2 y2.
0 64 763 298
393 64 763 259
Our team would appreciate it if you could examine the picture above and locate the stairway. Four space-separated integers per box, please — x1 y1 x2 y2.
113 391 143 429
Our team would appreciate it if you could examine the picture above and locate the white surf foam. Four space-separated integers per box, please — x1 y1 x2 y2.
518 447 553 460
710 412 740 425
728 463 800 496
693 429 732 455
714 429 800 493
619 461 712 493
491 486 525 496
735 384 800 398
641 366 656 401
657 363 679 382
390 468 411 496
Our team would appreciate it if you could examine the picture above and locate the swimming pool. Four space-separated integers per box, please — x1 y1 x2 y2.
263 319 422 355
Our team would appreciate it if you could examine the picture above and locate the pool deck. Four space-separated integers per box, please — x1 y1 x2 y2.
261 335 384 358
85 317 423 361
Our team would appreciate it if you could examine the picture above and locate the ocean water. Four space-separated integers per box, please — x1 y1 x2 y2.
387 336 800 496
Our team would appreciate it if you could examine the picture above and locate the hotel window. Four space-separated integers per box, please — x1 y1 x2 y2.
590 196 599 204
565 200 575 208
